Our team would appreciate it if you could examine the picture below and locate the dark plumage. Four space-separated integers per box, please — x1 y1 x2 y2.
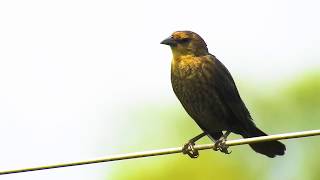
161 31 286 158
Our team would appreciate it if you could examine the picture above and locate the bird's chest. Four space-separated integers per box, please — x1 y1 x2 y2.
171 58 203 97
170 57 228 131
171 58 209 115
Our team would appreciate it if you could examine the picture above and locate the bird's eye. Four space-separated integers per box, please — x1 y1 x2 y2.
178 38 191 43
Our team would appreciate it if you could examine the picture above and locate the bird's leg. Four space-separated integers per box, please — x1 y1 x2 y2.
182 132 207 158
213 131 231 154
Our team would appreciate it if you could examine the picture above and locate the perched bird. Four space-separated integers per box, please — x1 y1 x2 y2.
161 31 286 158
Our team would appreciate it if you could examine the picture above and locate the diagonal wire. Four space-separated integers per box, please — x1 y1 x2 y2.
0 129 319 175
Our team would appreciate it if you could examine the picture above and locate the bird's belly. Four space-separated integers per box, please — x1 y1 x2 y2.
172 77 228 132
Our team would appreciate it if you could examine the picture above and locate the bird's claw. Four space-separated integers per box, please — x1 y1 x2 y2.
213 138 231 154
182 142 199 158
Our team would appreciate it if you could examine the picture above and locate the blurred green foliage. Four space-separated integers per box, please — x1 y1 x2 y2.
108 71 320 180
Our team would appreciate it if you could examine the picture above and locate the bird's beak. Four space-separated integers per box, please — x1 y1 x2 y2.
160 36 176 46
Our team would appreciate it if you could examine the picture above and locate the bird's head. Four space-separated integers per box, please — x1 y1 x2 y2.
161 31 208 57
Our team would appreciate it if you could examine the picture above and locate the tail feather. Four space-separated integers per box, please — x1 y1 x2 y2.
241 126 286 158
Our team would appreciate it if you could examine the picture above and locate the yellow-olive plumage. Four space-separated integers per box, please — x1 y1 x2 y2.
161 31 285 158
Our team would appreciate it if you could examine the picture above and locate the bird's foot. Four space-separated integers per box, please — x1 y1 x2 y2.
182 141 199 158
213 137 231 154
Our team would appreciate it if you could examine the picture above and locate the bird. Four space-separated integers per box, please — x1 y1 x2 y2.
160 31 286 158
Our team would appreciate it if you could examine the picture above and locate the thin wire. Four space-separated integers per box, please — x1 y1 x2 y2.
1 129 319 175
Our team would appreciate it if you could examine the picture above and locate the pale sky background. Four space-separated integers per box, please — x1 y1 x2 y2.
0 0 319 179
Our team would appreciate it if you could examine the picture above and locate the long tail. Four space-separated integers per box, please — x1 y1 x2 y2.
241 126 286 158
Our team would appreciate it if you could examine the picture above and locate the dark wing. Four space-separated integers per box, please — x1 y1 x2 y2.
206 55 255 132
